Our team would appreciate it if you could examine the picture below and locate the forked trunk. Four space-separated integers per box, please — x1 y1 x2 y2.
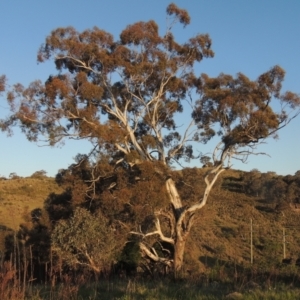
165 168 224 275
165 178 188 275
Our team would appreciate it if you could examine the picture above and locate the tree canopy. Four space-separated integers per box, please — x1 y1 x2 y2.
1 3 300 273
0 75 5 93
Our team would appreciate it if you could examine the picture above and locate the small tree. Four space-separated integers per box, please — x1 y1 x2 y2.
52 207 118 274
200 155 212 167
30 170 47 179
1 4 300 273
9 172 20 179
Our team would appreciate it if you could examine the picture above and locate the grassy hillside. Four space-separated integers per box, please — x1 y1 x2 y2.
0 176 63 250
178 168 300 272
1 169 300 271
0 176 63 229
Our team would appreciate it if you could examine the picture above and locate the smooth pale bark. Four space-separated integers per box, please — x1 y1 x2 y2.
165 178 182 210
163 165 225 273
139 242 173 267
173 238 186 274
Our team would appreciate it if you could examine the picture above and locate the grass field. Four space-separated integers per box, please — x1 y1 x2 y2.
2 277 300 299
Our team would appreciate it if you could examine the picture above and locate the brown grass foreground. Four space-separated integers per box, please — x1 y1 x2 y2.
1 269 300 299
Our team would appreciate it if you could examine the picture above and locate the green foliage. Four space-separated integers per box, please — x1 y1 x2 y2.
52 207 119 273
119 241 141 273
2 276 300 300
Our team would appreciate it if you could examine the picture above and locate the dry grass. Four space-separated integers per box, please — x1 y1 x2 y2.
0 177 62 251
0 177 62 230
182 169 300 272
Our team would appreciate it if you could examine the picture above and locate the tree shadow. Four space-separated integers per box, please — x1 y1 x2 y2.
221 176 245 193
254 205 274 213
0 224 13 232
201 244 216 254
44 189 73 222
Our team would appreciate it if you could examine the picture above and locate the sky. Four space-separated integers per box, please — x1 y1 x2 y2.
0 0 300 178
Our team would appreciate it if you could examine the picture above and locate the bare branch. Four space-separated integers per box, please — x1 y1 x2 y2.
130 215 174 245
139 242 173 266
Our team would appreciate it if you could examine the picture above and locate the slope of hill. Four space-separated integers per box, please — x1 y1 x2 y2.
177 168 300 272
0 176 63 250
0 177 63 229
1 170 300 271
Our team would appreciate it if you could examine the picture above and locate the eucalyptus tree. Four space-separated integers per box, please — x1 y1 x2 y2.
0 75 5 93
1 3 299 272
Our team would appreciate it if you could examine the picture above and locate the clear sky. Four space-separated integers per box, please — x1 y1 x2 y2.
0 0 300 178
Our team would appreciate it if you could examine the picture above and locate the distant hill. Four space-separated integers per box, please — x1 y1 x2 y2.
0 176 63 250
171 167 300 271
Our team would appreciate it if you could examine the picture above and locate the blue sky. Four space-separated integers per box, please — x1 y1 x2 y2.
0 0 300 177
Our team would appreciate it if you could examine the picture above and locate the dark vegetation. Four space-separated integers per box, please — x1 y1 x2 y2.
1 167 300 299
